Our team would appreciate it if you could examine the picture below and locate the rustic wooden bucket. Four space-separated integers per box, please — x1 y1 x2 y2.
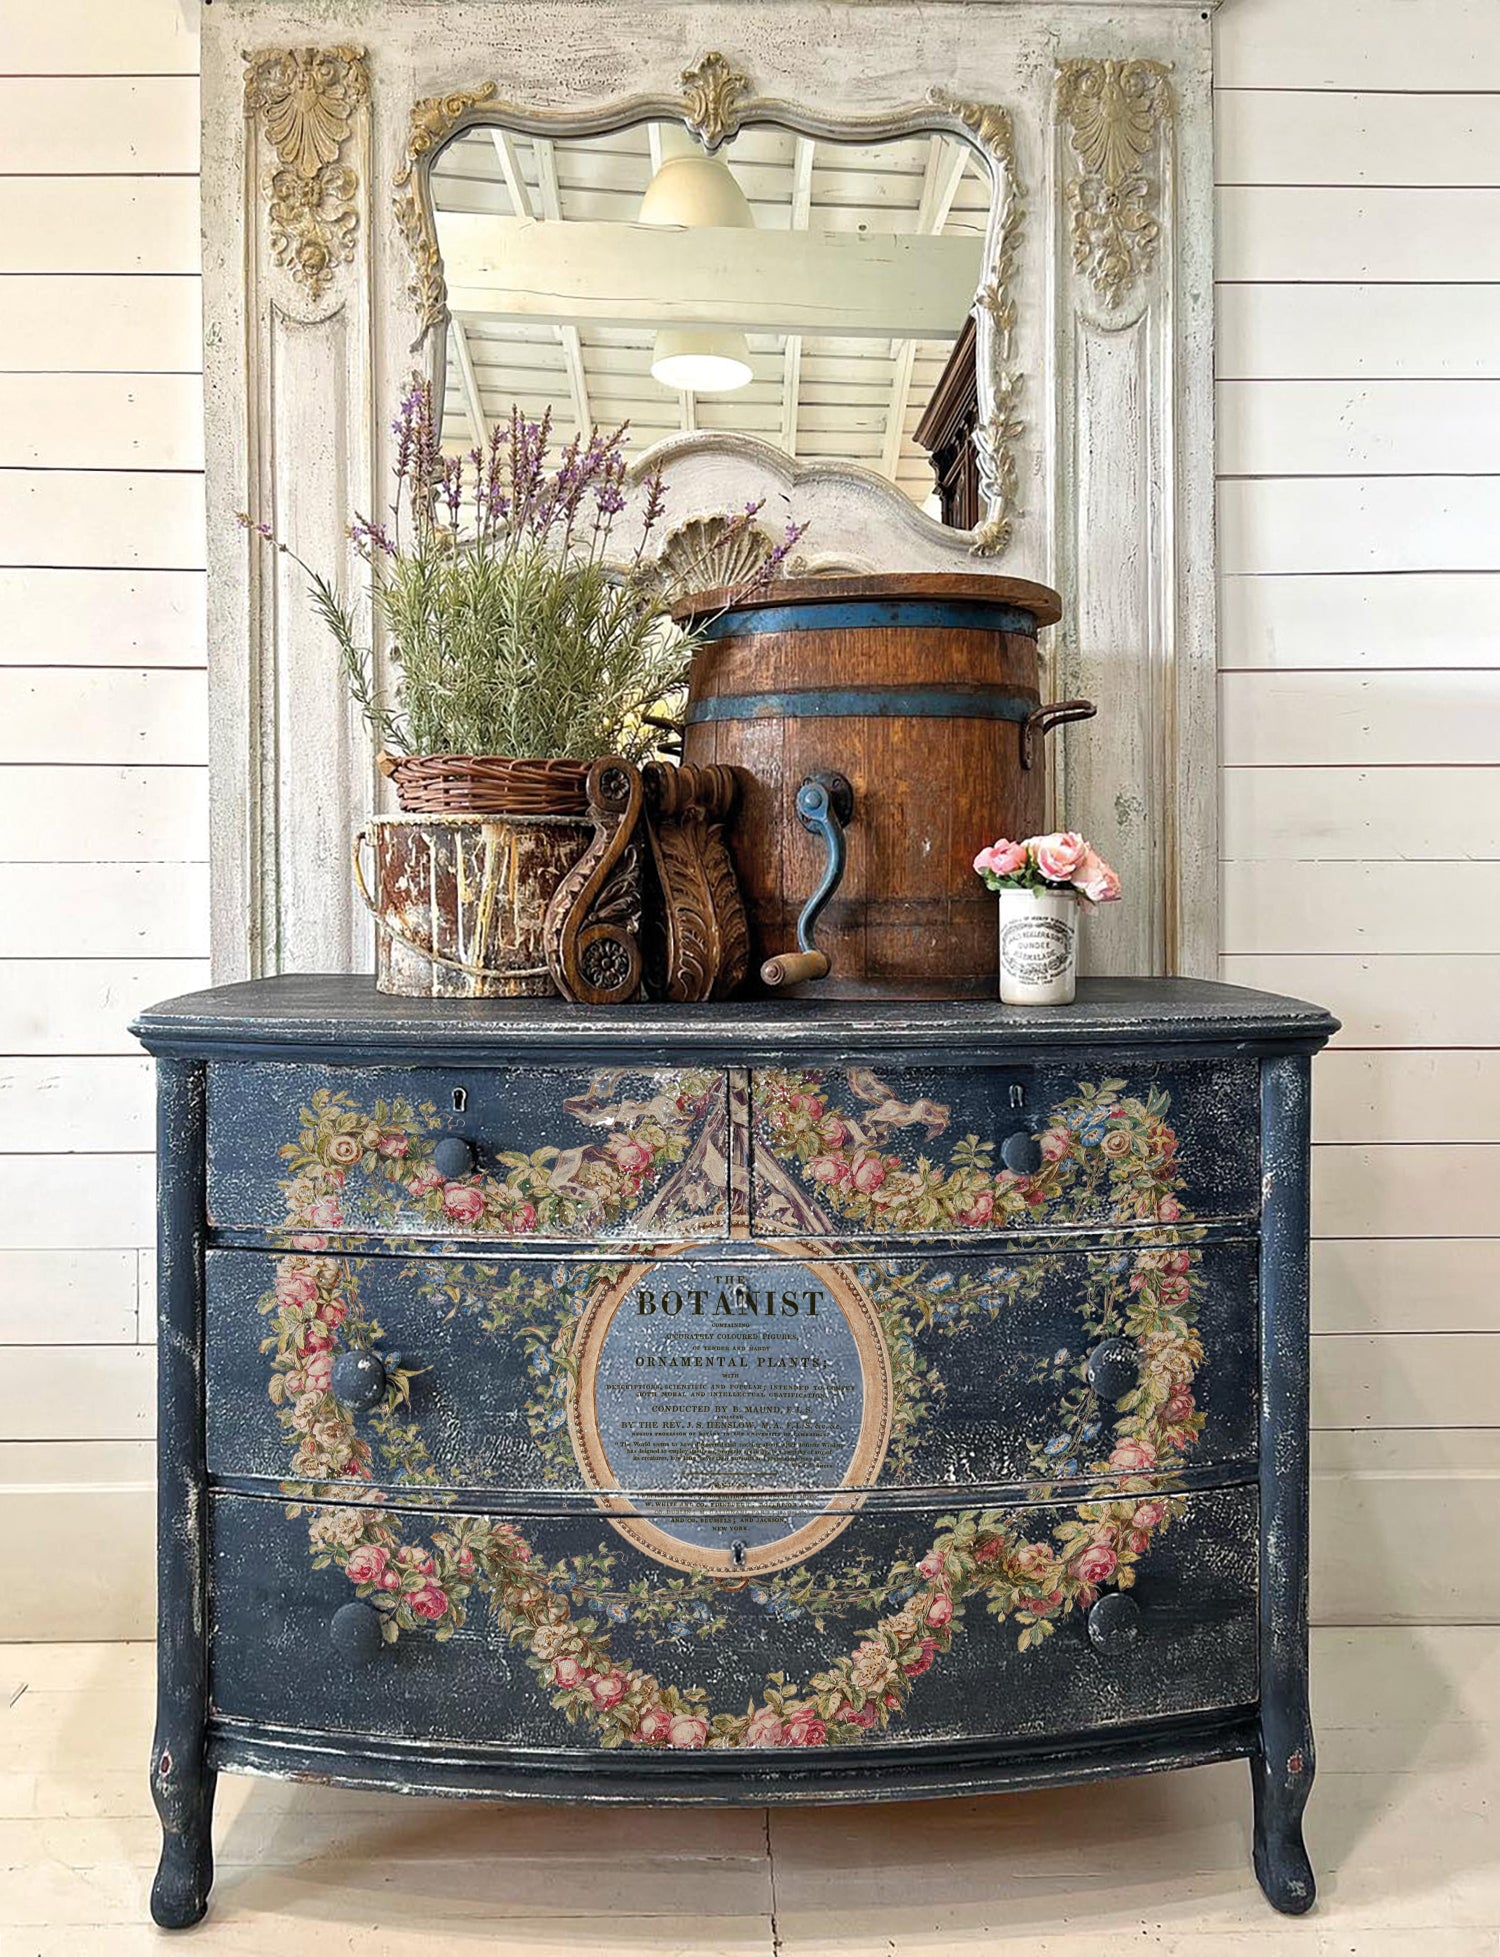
354 814 591 999
676 571 1077 998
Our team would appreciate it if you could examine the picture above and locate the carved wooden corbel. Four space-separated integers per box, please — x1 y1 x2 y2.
641 763 749 1003
543 760 647 1005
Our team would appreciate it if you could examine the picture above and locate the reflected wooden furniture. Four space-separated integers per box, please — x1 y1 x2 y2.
915 315 981 530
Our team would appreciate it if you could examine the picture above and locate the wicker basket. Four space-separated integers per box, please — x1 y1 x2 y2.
379 751 592 816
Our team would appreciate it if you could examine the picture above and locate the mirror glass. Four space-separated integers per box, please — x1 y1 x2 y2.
428 118 990 519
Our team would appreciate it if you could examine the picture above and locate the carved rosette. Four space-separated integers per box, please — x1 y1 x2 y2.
244 46 369 304
393 83 501 341
1055 57 1173 311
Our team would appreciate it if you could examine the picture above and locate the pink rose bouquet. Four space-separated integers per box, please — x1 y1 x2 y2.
973 831 1122 904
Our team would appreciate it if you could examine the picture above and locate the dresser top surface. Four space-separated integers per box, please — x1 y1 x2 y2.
131 974 1338 1062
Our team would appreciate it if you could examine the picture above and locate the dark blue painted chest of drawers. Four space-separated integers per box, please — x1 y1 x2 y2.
132 975 1336 1927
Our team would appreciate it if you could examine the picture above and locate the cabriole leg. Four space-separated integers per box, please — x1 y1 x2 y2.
1251 1733 1315 1915
150 1057 215 1928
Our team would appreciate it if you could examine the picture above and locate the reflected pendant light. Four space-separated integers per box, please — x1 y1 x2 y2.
640 130 755 394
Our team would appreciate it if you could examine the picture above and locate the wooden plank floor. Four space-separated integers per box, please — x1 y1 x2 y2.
1 1629 1496 1953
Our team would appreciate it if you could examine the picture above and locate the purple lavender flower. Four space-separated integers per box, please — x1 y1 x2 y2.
347 514 396 558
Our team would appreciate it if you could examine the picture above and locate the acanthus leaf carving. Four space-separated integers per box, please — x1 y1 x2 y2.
244 45 369 304
393 82 501 342
1055 57 1173 312
680 51 751 151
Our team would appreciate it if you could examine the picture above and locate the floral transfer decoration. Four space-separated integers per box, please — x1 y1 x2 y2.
263 1069 1206 1749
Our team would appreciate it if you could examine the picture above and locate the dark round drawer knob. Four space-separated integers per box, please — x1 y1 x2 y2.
1000 1130 1042 1176
1086 1336 1141 1402
329 1600 384 1664
330 1347 389 1411
433 1134 475 1181
1087 1590 1142 1655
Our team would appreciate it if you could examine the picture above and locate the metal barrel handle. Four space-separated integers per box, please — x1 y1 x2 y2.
760 773 854 989
1021 698 1097 771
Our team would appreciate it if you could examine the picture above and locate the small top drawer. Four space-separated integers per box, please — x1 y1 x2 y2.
750 1058 1260 1238
206 1061 735 1242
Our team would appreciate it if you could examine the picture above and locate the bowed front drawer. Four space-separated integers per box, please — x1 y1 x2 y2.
206 1484 1260 1756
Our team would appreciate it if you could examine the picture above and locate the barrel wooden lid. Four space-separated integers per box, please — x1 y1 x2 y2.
672 570 1064 629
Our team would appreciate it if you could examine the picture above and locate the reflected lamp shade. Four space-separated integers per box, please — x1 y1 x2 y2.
640 143 755 394
650 326 753 393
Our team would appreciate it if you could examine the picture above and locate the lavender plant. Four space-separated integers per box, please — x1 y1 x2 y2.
240 380 804 762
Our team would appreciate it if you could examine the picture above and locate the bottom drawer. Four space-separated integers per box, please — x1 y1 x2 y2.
209 1485 1258 1753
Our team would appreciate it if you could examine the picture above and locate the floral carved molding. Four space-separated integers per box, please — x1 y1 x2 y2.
680 50 750 150
1055 57 1173 312
244 45 370 303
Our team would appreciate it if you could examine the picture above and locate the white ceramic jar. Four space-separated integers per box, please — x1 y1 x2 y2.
997 887 1078 1005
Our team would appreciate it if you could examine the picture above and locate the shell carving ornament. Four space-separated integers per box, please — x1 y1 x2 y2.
244 46 369 303
264 1069 1208 1752
1055 57 1173 311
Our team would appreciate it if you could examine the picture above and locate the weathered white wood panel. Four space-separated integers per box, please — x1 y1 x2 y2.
1223 767 1500 861
0 958 208 1054
0 1250 139 1345
1314 1144 1500 1241
0 375 204 471
0 767 208 862
0 1483 156 1641
0 1058 155 1154
0 671 206 766
0 77 199 173
0 0 199 72
1312 1333 1500 1432
1218 285 1500 385
1219 571 1500 671
1221 671 1500 767
0 472 205 571
1219 478 1500 578
0 1155 153 1250
0 864 208 957
0 179 199 274
1219 381 1500 479
1315 1238 1500 1336
1224 863 1500 956
1218 187 1500 285
0 568 205 665
1220 953 1500 1050
1216 90 1500 189
1216 0 1500 89
1314 1052 1500 1147
0 276 203 375
0 1344 155 1440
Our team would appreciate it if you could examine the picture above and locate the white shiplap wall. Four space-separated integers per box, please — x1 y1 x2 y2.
1216 0 1500 1621
0 0 206 1637
3 0 1497 1636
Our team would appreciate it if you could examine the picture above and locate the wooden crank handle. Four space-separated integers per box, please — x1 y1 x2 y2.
1021 698 1097 770
760 950 831 988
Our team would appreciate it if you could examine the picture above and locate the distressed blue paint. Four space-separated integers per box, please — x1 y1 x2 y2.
684 685 1040 725
694 599 1041 639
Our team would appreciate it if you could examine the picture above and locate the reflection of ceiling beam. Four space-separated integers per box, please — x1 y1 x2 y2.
780 137 815 456
680 391 696 433
488 128 534 220
440 213 983 339
450 318 489 445
881 138 971 481
525 137 592 433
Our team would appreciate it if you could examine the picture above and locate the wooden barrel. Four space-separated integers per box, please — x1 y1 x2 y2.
677 572 1070 998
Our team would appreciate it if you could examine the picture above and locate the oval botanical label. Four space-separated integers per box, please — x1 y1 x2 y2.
999 913 1074 985
568 1244 893 1574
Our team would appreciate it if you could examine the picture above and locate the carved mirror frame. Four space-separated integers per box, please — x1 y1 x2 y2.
204 2 1218 986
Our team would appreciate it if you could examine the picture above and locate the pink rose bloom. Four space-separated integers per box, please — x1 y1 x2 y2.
792 1093 824 1118
455 1546 475 1576
783 1708 827 1748
637 1706 674 1745
409 1584 448 1620
742 1706 785 1748
974 838 1028 878
303 1349 333 1394
1110 1438 1158 1472
407 1165 443 1197
345 1545 388 1584
819 1115 848 1146
277 1270 319 1309
1075 848 1122 904
443 1183 486 1222
1039 1127 1072 1162
508 1201 537 1233
902 1638 939 1678
289 1233 329 1251
398 1545 434 1573
302 1324 335 1354
327 1133 363 1167
321 1298 347 1328
608 1136 653 1176
1032 831 1088 882
1132 1501 1166 1532
1073 1543 1118 1586
834 1700 879 1728
1164 1389 1196 1421
553 1656 585 1688
588 1671 627 1709
958 1191 994 1227
376 1131 409 1158
972 1536 1004 1565
917 1550 946 1579
925 1592 954 1628
379 1568 402 1591
1158 1274 1190 1306
1013 1542 1055 1581
808 1154 849 1186
307 1196 343 1229
669 1714 709 1749
1020 1588 1063 1615
1157 1195 1183 1222
850 1152 887 1194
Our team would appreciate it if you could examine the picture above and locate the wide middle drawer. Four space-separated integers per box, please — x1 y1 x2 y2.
205 1238 1256 1495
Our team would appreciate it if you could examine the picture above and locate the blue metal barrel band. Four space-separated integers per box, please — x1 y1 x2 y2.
692 599 1040 640
684 686 1039 725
